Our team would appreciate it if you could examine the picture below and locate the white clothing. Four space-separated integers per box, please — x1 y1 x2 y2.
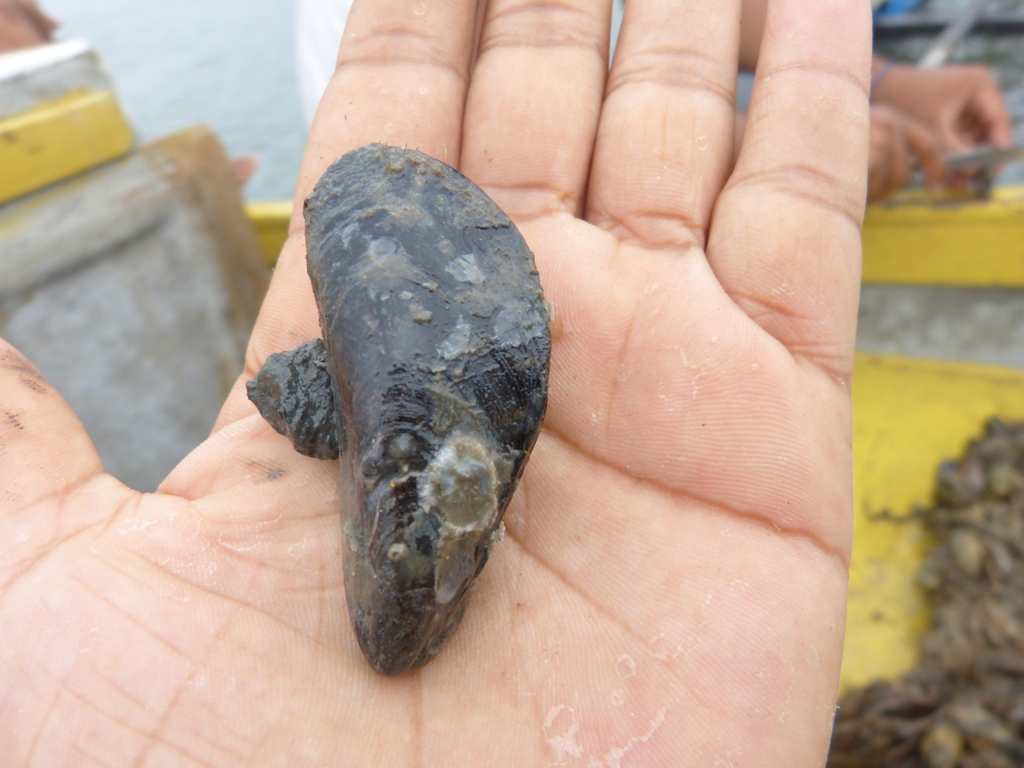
296 0 352 125
296 0 627 124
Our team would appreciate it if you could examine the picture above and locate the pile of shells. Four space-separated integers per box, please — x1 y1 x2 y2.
829 418 1024 768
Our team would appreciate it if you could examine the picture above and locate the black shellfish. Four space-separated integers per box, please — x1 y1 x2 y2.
247 144 550 675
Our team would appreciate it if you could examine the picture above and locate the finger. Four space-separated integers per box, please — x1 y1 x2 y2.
212 0 483 434
884 122 911 198
459 0 612 221
296 0 483 210
867 108 892 202
866 114 896 202
938 109 974 154
0 341 115 577
0 341 103 505
970 87 1014 148
867 145 892 203
707 0 871 380
871 117 911 201
585 0 741 250
901 117 944 193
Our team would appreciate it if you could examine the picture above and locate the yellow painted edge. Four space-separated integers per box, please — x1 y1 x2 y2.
246 187 1024 285
245 200 292 267
0 89 134 206
842 353 1024 691
862 186 1024 288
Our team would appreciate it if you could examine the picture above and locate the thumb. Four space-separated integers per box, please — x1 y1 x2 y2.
0 340 113 575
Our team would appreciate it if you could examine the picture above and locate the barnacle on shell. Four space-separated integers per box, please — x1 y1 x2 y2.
247 144 550 675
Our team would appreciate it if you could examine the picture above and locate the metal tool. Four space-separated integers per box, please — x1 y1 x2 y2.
944 145 1024 172
918 0 987 68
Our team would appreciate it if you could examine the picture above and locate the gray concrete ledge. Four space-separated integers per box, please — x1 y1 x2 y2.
0 126 269 491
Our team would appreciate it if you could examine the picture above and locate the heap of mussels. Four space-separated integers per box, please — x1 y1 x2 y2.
829 418 1024 768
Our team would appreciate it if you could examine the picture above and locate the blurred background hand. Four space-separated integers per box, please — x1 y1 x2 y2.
868 103 946 201
871 62 1014 153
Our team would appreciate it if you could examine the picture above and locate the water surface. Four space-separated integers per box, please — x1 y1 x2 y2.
44 0 307 200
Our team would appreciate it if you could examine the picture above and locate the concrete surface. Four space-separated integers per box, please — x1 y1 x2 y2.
0 40 120 120
0 126 269 491
858 283 1024 370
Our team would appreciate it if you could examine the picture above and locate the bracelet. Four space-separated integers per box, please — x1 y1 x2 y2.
870 61 895 98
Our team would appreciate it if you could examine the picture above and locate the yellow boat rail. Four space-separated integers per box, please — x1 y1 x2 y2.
0 89 134 206
248 187 1024 284
864 186 1024 287
846 354 1024 689
245 200 292 267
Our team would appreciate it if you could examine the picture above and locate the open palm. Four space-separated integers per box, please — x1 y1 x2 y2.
1 0 870 765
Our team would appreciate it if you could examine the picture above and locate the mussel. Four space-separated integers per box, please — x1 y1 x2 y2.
247 144 550 675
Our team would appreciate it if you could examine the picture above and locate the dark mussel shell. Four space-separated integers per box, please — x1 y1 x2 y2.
248 144 550 675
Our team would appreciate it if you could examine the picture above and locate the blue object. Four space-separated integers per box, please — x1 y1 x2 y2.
875 0 927 18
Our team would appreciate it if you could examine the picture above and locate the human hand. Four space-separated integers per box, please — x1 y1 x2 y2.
868 104 945 201
0 0 869 765
871 62 1014 153
0 0 57 52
